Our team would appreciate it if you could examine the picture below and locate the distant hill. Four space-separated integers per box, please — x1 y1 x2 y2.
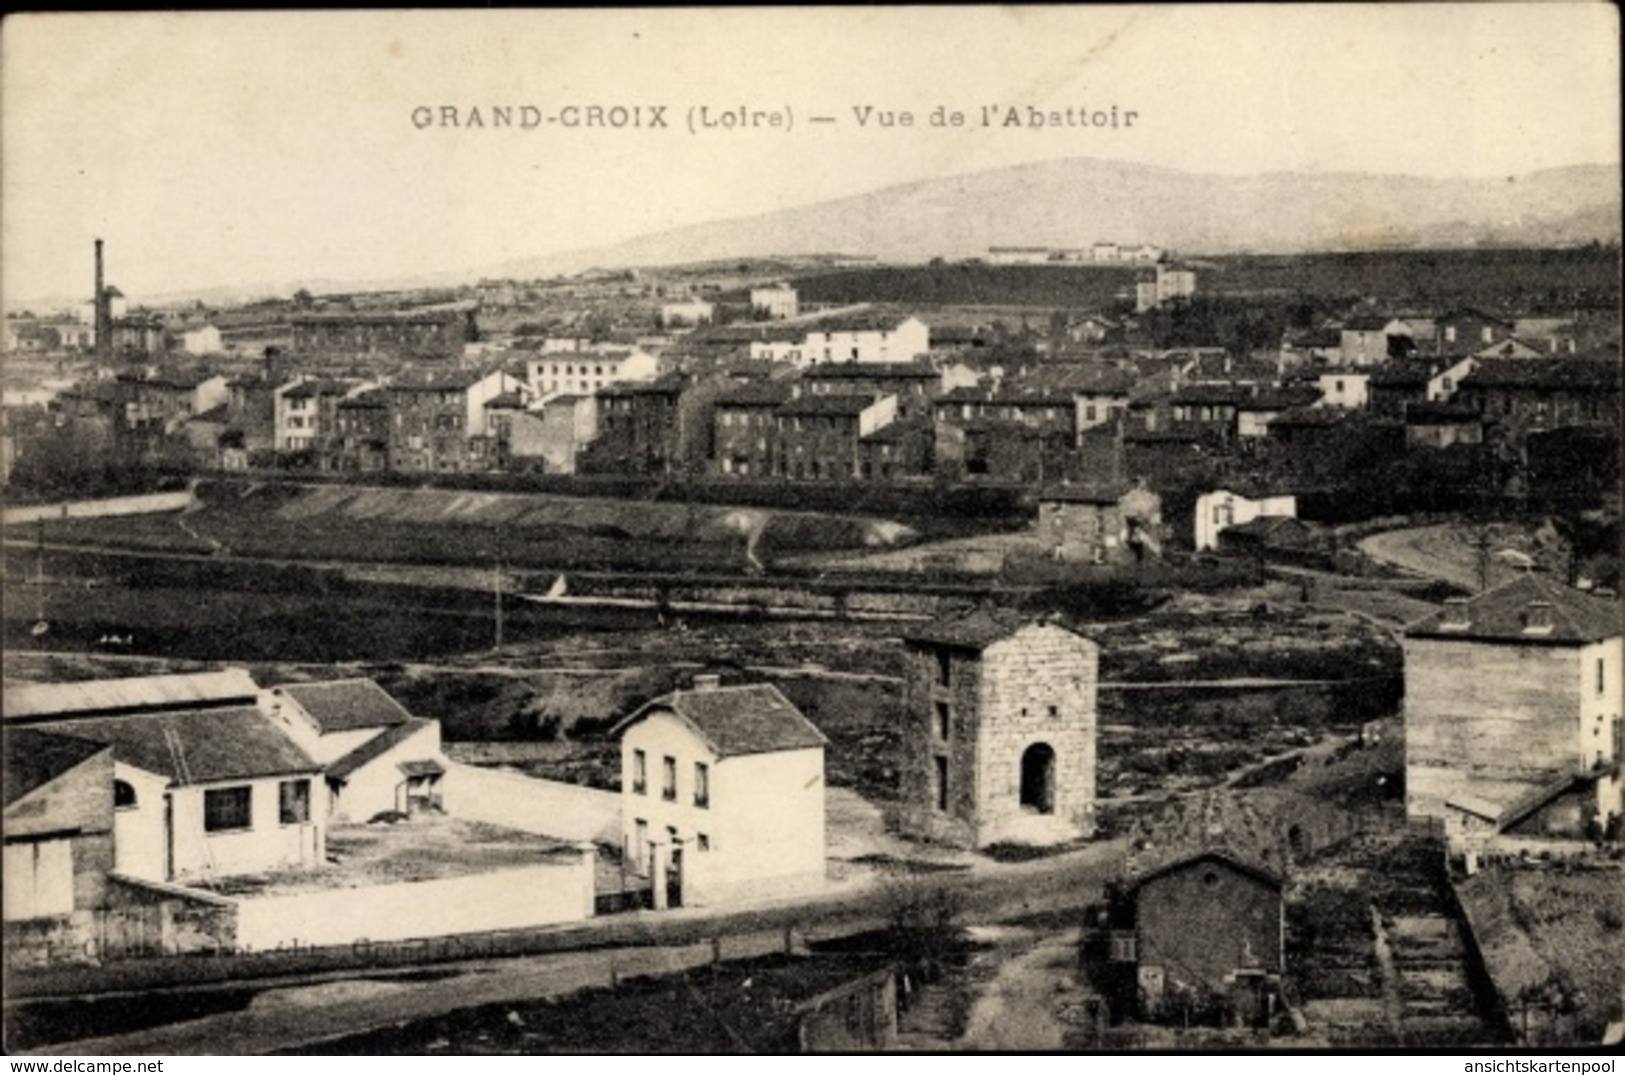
497 158 1621 276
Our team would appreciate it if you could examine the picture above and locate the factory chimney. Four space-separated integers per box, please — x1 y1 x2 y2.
93 239 110 361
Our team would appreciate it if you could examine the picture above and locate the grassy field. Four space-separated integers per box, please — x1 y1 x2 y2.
792 247 1620 311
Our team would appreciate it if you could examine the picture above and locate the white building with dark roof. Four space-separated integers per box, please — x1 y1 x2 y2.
614 677 828 907
266 679 446 823
26 706 325 884
747 312 929 368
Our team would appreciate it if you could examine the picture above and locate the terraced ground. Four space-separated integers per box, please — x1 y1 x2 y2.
1289 835 1505 1047
22 479 918 574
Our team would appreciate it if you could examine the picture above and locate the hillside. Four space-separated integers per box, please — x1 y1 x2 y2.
501 159 1621 274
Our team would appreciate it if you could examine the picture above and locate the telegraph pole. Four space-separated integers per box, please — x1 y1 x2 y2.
1472 527 1493 593
492 557 504 649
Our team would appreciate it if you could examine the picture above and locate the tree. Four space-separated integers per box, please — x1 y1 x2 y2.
878 872 966 983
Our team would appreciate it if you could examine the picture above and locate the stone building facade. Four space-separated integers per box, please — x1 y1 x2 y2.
1403 574 1622 846
896 612 1098 848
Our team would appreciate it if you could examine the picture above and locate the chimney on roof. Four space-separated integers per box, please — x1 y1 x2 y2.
1441 596 1472 630
692 673 722 692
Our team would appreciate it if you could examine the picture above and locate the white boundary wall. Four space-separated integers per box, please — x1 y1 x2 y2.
443 761 621 844
233 858 594 951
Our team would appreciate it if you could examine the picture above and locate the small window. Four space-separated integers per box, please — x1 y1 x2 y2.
1597 659 1606 697
1048 704 1060 719
279 779 311 825
632 749 647 795
662 756 677 802
694 762 710 808
1202 870 1220 887
113 780 137 809
935 755 949 812
935 701 951 740
935 650 952 687
204 786 252 833
697 833 710 852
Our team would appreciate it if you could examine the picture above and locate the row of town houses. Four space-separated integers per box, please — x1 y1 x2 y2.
13 301 1618 488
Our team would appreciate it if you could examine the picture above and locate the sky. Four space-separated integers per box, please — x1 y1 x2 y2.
2 5 1618 307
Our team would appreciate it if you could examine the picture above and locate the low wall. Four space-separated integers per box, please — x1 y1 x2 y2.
2 490 195 526
233 859 594 952
443 761 620 844
4 875 237 969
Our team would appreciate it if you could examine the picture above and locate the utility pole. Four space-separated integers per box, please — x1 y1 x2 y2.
1472 527 1493 593
492 557 504 650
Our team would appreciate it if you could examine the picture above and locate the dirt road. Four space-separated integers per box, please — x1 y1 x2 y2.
1357 524 1532 593
957 926 1088 1051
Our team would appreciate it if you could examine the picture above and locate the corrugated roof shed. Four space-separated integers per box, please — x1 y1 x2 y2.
272 679 413 734
31 708 320 785
4 670 261 723
616 684 827 758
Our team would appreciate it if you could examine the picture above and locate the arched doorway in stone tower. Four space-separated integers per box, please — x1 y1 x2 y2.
1019 742 1056 814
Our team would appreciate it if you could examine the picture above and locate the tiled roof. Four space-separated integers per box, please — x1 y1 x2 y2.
3 727 110 807
1405 402 1480 424
939 386 1077 407
1341 316 1394 332
1235 388 1321 411
272 679 413 734
31 707 320 785
1220 515 1305 538
484 391 527 410
1459 356 1621 391
5 670 261 723
777 393 879 417
1437 306 1513 329
387 370 488 392
282 378 353 399
1036 481 1135 504
1368 362 1441 388
327 718 436 781
801 362 937 381
713 382 794 408
599 374 685 397
336 390 388 409
1269 406 1348 427
904 608 1052 651
1125 847 1285 894
615 684 827 758
1169 383 1256 406
1405 573 1621 644
859 418 931 444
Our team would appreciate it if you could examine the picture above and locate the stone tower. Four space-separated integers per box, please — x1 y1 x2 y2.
896 609 1098 848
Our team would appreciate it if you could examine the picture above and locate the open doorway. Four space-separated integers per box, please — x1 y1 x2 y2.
1020 742 1056 814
